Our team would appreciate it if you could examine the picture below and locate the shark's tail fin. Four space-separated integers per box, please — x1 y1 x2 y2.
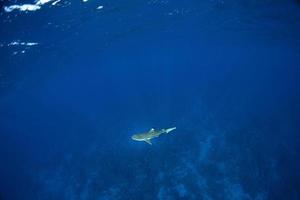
164 127 176 134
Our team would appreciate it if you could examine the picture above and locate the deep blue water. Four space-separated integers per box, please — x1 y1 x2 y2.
1 0 300 199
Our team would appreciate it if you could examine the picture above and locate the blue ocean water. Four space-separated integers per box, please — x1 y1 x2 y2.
1 0 300 199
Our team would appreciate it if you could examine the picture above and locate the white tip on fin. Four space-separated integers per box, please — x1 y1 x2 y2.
165 127 176 133
145 139 152 145
149 128 155 132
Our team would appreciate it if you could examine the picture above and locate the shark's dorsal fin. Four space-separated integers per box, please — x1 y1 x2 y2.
149 128 155 132
145 139 152 145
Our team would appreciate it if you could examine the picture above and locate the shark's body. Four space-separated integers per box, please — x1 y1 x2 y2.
131 127 176 145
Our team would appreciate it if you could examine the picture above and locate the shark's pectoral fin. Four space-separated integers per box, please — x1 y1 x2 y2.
145 139 152 145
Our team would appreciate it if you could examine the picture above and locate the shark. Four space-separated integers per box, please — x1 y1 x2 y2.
131 127 176 145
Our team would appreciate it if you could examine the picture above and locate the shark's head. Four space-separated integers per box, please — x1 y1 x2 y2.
131 134 144 141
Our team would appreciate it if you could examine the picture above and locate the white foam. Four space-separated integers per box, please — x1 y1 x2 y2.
52 0 61 6
4 0 55 12
7 41 39 46
4 4 41 12
26 42 39 46
97 5 104 10
35 0 54 5
8 41 19 46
